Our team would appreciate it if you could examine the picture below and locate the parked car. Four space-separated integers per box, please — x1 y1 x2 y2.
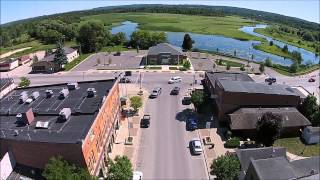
133 171 143 180
190 138 202 155
308 78 316 82
125 71 132 76
168 76 182 84
265 77 276 83
182 96 192 105
149 87 162 98
119 77 132 83
140 115 150 128
170 87 180 95
186 117 198 131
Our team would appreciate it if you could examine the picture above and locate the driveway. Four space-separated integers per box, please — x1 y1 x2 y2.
72 50 147 71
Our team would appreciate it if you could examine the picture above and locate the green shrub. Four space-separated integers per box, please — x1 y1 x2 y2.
225 137 240 148
226 64 231 70
240 65 245 71
179 67 187 71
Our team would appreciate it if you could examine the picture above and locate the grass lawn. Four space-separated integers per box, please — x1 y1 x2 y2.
169 66 179 70
82 13 263 41
271 64 320 76
274 137 320 157
253 43 295 60
100 45 129 52
254 27 318 54
64 53 93 71
145 66 162 70
217 59 244 67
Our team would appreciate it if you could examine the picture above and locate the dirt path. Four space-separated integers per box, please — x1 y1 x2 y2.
0 47 32 59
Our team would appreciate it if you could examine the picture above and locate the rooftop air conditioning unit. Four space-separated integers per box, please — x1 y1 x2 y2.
31 91 40 100
59 89 69 99
19 93 28 104
35 121 50 129
46 89 53 98
67 82 78 90
87 88 96 98
59 108 71 120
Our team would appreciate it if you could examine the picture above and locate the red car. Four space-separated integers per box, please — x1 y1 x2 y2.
308 78 316 82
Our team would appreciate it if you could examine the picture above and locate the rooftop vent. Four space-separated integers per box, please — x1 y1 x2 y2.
46 89 53 98
59 108 71 121
19 93 28 104
16 108 34 125
31 91 40 100
67 82 78 90
36 121 50 129
59 89 69 99
87 88 96 98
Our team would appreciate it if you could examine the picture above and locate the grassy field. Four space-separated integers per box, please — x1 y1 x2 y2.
82 13 263 41
271 64 320 76
274 137 320 157
255 27 318 54
253 43 295 60
64 53 93 71
217 59 244 67
100 45 129 52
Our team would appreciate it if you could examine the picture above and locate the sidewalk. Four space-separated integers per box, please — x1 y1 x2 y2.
109 84 149 168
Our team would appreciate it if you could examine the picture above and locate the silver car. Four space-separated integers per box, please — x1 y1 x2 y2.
149 87 162 98
190 138 202 155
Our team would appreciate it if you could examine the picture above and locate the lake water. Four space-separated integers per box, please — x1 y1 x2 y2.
111 21 319 66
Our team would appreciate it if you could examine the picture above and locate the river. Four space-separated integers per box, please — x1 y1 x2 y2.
111 21 319 66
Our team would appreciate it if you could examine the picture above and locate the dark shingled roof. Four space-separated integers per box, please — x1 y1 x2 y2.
148 43 184 56
229 107 311 130
235 147 286 171
0 79 116 143
41 47 77 62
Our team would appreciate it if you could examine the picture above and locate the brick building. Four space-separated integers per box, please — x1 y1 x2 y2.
0 79 121 177
146 43 186 65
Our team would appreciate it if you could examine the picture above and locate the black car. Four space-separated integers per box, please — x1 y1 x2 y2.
140 115 150 128
119 77 132 83
170 87 180 95
182 96 192 105
265 77 276 83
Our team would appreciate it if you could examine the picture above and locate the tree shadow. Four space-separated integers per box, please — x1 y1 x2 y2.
175 108 195 122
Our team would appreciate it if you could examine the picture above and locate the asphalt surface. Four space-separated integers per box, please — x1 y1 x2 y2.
135 73 208 179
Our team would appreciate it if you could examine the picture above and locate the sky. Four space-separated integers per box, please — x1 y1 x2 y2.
1 0 319 24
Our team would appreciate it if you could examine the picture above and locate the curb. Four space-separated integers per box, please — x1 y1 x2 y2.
69 53 96 72
196 129 211 180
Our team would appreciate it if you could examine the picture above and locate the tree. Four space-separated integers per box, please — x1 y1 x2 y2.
291 50 302 64
43 156 94 180
182 33 194 51
19 77 30 87
32 55 39 63
299 95 319 126
191 90 204 112
210 154 240 180
112 32 127 45
226 64 231 70
259 63 265 73
233 50 237 57
256 112 283 147
106 156 133 180
77 21 108 53
289 62 298 73
130 30 166 49
130 96 142 112
265 57 273 67
53 41 68 69
282 44 288 53
240 65 245 71
269 40 274 46
183 60 191 70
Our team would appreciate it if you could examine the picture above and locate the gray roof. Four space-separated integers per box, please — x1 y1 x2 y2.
291 156 320 178
41 47 77 62
218 80 300 96
62 47 77 54
205 71 253 87
229 107 311 130
236 147 287 171
0 58 18 64
148 43 184 56
0 79 115 143
0 78 14 91
304 126 320 136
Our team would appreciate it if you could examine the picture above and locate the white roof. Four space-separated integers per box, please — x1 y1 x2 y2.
36 121 50 129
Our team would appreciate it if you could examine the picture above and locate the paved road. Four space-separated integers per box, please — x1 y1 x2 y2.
135 73 208 179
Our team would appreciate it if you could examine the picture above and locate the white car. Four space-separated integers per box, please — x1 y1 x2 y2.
133 171 143 180
190 138 202 155
168 76 182 84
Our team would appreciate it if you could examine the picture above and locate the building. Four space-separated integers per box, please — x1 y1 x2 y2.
0 79 121 177
32 47 79 73
146 43 186 65
0 58 19 71
229 107 311 137
236 147 320 180
0 78 16 99
302 126 320 144
19 55 32 65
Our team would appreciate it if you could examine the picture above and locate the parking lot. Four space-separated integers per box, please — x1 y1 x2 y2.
72 50 147 71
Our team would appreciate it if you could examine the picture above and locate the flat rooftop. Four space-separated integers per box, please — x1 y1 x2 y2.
0 78 14 91
0 79 116 143
206 71 254 87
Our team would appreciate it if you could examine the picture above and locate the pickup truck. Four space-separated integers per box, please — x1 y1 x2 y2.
140 115 150 128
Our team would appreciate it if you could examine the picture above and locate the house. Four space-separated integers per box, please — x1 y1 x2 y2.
18 55 32 65
236 148 320 180
146 43 186 65
0 79 121 177
0 78 15 99
302 126 320 144
229 107 311 137
0 58 19 71
31 47 79 73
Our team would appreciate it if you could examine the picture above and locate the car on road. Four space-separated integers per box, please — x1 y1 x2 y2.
190 138 202 155
265 77 276 83
170 87 180 95
140 115 150 128
133 171 143 180
308 77 316 82
168 76 182 84
182 96 192 105
149 87 162 98
119 77 132 83
186 117 198 131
